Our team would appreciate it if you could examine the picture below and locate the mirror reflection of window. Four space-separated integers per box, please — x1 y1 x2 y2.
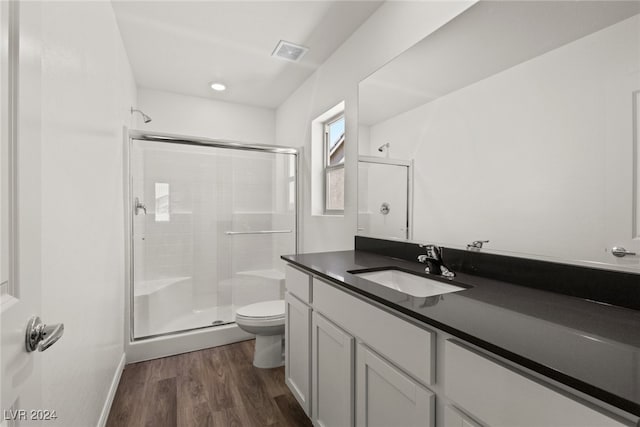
326 116 345 166
155 183 170 222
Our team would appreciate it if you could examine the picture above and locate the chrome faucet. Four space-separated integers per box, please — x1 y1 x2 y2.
467 240 489 250
417 244 455 278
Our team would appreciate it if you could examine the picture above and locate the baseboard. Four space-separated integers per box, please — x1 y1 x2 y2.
125 323 253 363
96 353 126 427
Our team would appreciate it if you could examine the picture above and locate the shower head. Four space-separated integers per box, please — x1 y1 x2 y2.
377 143 390 152
131 107 152 123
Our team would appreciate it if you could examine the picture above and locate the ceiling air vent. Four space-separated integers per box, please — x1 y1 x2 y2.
271 40 308 62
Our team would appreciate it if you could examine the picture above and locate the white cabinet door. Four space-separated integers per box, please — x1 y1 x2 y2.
356 343 434 427
285 291 312 415
444 405 482 427
312 312 355 427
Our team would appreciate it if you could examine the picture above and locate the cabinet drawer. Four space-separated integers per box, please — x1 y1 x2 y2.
286 264 312 303
444 340 629 427
313 277 435 385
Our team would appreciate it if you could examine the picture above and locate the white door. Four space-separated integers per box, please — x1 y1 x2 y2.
312 312 354 427
1 2 60 424
356 343 434 427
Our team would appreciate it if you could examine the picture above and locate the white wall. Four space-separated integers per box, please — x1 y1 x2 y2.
276 1 474 253
136 87 276 145
366 15 640 266
40 2 136 425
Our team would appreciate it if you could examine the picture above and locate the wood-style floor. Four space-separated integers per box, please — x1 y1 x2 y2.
106 340 312 427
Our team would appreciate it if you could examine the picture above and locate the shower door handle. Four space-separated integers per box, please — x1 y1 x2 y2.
134 197 147 215
225 229 292 235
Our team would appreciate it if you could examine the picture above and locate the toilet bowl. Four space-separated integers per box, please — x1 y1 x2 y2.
235 300 285 368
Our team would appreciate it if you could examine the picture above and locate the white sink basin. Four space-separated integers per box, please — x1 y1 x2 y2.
353 269 465 298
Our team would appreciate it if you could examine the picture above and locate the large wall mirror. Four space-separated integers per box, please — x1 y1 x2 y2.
358 1 640 271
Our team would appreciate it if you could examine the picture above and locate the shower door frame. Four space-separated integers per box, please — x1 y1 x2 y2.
357 156 414 240
124 129 299 345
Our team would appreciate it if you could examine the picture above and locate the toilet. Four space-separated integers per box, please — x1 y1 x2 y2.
235 300 286 368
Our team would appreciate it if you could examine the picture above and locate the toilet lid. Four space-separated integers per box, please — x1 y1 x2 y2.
236 300 285 319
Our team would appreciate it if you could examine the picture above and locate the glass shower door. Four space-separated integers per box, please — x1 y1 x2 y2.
131 139 296 339
358 159 411 240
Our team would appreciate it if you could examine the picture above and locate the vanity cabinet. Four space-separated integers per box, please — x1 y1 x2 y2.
356 342 435 427
444 340 628 427
313 276 435 386
312 312 355 427
286 266 435 427
284 263 633 427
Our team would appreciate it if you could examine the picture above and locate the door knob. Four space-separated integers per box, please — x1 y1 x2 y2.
25 316 64 352
612 247 636 258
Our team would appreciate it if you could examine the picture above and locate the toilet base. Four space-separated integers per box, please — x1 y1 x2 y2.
253 334 284 369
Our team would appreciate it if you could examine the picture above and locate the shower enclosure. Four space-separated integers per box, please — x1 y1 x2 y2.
357 156 413 240
126 131 297 347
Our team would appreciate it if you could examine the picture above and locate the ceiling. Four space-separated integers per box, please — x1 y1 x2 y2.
112 1 382 109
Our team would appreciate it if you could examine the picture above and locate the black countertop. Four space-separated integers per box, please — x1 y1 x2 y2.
281 250 640 417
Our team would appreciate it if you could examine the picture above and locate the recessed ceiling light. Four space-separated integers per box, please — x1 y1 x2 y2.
271 40 308 62
210 82 226 92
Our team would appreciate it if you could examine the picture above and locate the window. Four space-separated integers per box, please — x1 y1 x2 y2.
310 101 344 216
324 114 345 213
287 154 296 211
154 183 170 222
